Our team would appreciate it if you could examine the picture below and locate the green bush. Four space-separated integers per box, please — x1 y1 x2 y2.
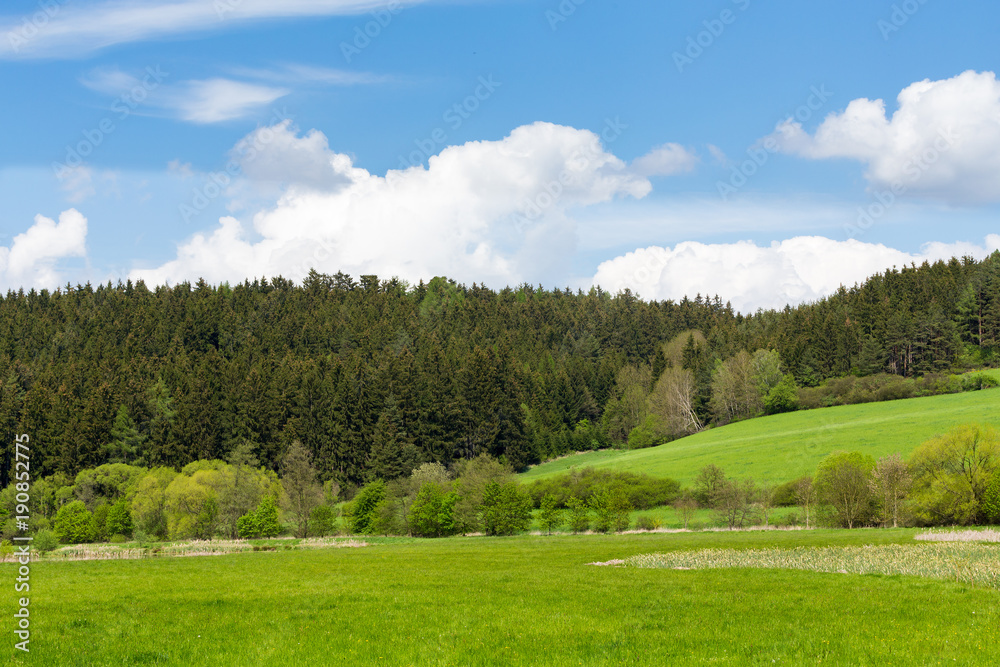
237 496 281 539
590 487 632 533
309 505 335 536
408 482 458 538
106 497 134 538
634 515 661 531
33 529 59 553
526 468 679 510
982 475 1000 524
481 482 533 536
566 495 590 533
348 480 387 535
764 374 799 415
54 500 95 544
962 373 1000 392
109 533 129 544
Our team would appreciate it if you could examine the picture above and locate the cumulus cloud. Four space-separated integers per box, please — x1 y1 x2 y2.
0 209 88 290
630 143 698 177
132 121 654 287
592 235 1000 313
767 70 1000 204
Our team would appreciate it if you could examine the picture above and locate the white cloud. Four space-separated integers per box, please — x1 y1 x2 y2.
768 70 1000 204
630 143 698 177
131 121 654 287
169 79 289 124
1 0 446 59
0 209 88 290
591 235 1000 313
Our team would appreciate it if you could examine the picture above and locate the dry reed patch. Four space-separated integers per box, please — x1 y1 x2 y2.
626 543 1000 589
915 529 1000 543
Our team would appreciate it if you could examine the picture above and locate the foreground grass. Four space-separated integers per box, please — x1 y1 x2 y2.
5 529 1000 665
520 387 1000 485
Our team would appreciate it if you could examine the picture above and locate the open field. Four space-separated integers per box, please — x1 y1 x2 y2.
6 529 1000 665
520 386 1000 486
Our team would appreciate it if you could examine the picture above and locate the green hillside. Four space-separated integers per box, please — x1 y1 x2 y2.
519 387 1000 486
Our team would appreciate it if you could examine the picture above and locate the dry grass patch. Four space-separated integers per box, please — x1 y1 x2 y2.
626 543 1000 589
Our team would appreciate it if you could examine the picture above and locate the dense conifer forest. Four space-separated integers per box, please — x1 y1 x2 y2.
0 252 997 487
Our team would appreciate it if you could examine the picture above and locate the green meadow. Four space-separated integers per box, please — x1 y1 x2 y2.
5 529 1000 665
520 387 1000 486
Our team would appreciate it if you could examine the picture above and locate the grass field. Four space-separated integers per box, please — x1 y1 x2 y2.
520 386 1000 486
6 529 1000 665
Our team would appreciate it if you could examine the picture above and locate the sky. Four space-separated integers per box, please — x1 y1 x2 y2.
1 0 999 312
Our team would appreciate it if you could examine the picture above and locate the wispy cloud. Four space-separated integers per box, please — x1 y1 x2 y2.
0 0 443 60
170 79 289 124
77 62 389 125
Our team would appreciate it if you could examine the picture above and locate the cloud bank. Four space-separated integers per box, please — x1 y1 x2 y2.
0 209 88 291
768 70 1000 204
593 235 1000 313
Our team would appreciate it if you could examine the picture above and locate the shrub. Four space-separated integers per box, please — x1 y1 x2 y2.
33 528 59 553
981 475 1000 524
764 374 799 415
408 482 458 538
309 505 335 536
772 479 800 507
526 468 679 510
962 373 1000 392
481 482 533 536
54 501 95 544
347 480 387 535
537 494 563 535
105 498 134 538
590 487 632 533
634 515 662 531
237 495 281 539
109 533 129 544
566 495 590 533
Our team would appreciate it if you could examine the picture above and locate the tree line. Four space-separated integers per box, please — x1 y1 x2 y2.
0 252 996 486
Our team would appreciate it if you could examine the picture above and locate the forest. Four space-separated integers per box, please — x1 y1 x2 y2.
0 251 997 488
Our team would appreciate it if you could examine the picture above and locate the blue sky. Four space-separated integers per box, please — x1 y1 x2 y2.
1 0 999 310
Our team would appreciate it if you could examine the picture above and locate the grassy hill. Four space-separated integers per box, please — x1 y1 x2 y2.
520 384 1000 486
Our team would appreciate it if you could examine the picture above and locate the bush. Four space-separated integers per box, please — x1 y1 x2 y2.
566 495 590 533
772 479 800 507
634 515 662 531
347 480 387 535
526 468 679 510
106 497 134 538
982 475 1000 524
481 482 533 536
590 487 632 533
237 496 281 539
962 373 1000 392
408 482 458 538
109 533 128 544
309 505 335 536
54 500 95 544
33 528 59 553
764 374 799 415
